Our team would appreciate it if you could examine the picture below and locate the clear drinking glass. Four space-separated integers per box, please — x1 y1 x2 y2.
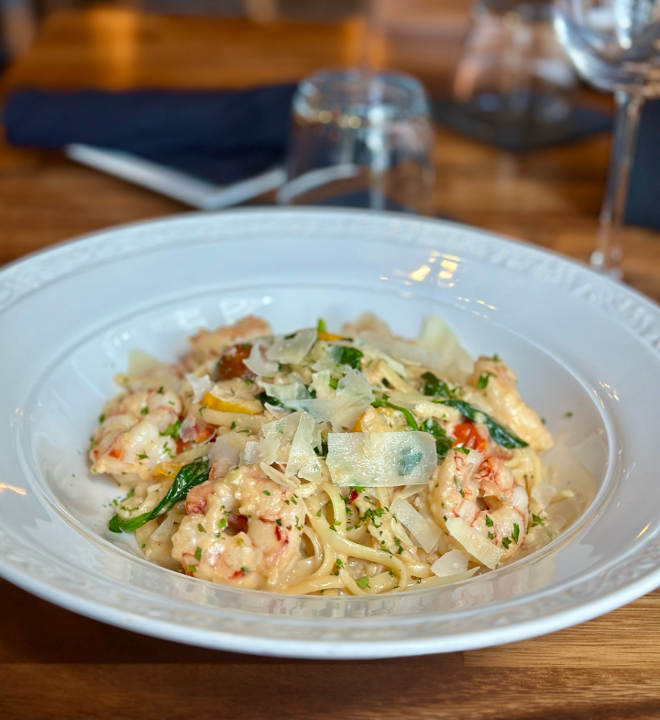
278 69 435 215
554 0 660 275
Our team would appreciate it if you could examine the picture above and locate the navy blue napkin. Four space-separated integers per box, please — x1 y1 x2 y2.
624 99 660 231
3 86 297 185
431 97 613 153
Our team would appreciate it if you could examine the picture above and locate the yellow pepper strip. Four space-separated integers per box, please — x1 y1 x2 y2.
351 412 366 432
318 331 343 342
202 392 259 415
155 462 182 479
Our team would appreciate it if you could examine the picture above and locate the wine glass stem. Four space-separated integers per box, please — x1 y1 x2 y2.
592 90 645 276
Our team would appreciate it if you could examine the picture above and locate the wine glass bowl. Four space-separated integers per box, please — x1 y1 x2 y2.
554 0 660 275
554 0 660 92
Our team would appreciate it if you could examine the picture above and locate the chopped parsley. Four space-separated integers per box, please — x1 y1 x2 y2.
488 532 495 540
160 419 182 440
361 508 385 527
420 418 453 459
502 537 512 550
156 386 164 395
194 546 202 561
256 391 286 409
512 523 520 544
393 536 404 554
531 514 545 528
355 576 370 590
187 565 196 573
420 371 459 399
263 490 271 496
331 346 363 370
564 411 573 418
140 407 149 415
137 452 148 460
317 318 327 334
372 396 418 430
98 414 105 424
485 515 493 527
218 518 227 530
329 377 339 390
230 421 237 430
455 447 470 455
476 372 493 389
197 523 206 533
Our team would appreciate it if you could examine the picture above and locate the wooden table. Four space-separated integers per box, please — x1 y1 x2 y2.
1 7 660 719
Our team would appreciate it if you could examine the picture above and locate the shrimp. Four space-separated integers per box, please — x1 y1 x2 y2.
468 357 553 453
429 448 529 568
171 464 303 589
184 315 272 369
90 388 183 482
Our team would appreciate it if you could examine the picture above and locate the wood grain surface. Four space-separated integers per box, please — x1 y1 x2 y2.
1 6 660 719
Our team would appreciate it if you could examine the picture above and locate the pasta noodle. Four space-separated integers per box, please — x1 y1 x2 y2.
89 312 571 596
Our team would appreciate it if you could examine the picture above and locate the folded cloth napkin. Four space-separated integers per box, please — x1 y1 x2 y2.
3 85 297 185
624 99 660 231
431 98 613 153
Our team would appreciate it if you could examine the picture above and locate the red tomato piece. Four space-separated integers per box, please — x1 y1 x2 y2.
216 343 254 381
453 422 487 454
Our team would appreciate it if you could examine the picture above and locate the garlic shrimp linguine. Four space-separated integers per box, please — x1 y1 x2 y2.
91 312 571 596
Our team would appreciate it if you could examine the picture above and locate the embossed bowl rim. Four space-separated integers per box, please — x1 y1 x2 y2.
1 207 659 658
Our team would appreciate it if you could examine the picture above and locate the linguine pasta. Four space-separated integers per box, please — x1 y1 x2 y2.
90 312 565 596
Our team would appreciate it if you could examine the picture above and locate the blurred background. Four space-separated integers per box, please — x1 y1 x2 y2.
3 0 659 295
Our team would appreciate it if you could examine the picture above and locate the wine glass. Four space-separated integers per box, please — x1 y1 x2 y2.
554 0 660 276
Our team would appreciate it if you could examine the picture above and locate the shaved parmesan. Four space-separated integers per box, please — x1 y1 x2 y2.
185 373 213 403
286 410 323 482
260 462 293 487
127 350 162 375
266 329 316 364
391 497 441 553
208 433 244 478
286 368 373 431
444 517 505 570
149 511 178 543
358 331 443 372
353 338 407 377
418 315 474 380
259 376 310 402
255 411 322 483
243 341 278 377
243 441 260 464
310 370 336 399
431 549 470 578
327 431 437 487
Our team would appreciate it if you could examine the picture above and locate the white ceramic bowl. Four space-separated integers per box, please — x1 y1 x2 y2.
1 208 658 658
